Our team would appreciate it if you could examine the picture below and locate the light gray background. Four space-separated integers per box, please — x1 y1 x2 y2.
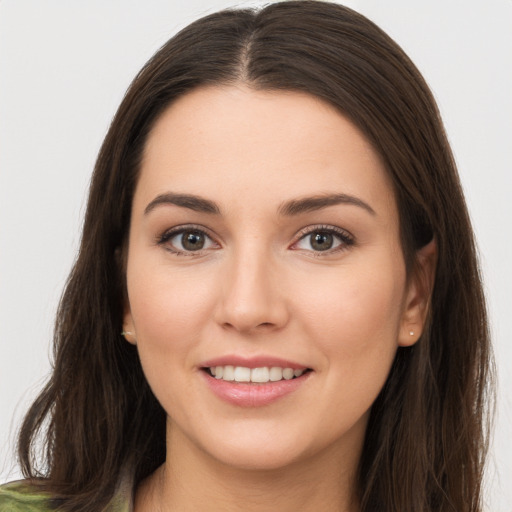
1 1 510 510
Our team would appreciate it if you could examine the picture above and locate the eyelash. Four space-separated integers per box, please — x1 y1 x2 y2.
156 224 217 256
291 225 355 256
156 224 355 257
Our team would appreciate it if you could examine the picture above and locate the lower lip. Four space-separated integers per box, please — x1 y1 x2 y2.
201 371 311 407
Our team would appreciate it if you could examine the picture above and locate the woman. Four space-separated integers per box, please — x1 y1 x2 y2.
0 1 493 511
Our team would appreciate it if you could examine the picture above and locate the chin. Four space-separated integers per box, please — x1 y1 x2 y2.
176 420 313 472
210 443 309 472
196 422 344 473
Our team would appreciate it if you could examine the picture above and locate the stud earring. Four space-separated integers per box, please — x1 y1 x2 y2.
121 331 134 337
409 331 414 336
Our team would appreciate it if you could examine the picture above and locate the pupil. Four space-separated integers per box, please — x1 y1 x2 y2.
182 231 205 251
311 232 333 251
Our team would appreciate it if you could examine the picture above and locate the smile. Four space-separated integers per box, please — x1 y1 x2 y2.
200 360 313 407
207 365 307 383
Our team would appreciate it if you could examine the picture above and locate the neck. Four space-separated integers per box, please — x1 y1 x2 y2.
135 424 362 512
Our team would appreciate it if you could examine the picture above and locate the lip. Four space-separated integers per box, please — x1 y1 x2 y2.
199 355 312 408
200 355 309 370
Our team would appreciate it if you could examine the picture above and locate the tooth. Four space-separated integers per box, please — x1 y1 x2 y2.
234 366 251 382
269 367 283 381
223 365 235 381
251 367 270 383
209 365 304 383
282 368 294 380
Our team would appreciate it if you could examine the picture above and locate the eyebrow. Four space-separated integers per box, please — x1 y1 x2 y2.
144 191 375 217
144 193 220 215
278 193 376 216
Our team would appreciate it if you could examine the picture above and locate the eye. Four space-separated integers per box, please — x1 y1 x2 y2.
158 227 218 255
292 226 354 253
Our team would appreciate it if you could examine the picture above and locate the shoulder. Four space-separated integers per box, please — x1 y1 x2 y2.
0 478 133 512
0 476 133 512
0 480 54 512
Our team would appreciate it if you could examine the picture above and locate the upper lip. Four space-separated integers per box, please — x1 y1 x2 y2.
200 355 310 370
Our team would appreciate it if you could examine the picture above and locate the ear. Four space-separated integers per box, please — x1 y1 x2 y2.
116 245 137 345
122 306 137 345
398 238 437 347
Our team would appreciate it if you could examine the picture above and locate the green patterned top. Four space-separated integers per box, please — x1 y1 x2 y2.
0 480 132 511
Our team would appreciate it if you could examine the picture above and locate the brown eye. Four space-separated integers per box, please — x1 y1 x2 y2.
292 226 353 254
159 227 217 254
309 232 334 251
181 231 205 251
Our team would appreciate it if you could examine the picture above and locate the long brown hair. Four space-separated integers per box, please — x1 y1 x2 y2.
17 2 494 510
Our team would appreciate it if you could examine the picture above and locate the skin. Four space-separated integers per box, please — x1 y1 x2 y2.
123 85 435 511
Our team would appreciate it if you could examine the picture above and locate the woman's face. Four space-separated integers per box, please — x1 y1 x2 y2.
124 85 424 471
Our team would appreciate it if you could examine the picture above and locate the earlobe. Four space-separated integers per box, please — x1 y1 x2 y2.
398 238 437 347
116 245 136 344
122 309 137 345
121 329 137 345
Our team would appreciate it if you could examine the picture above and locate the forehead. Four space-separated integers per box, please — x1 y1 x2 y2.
136 85 396 221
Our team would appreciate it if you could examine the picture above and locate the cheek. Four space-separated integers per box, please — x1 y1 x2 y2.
291 258 406 426
126 262 218 359
125 264 221 413
296 257 405 362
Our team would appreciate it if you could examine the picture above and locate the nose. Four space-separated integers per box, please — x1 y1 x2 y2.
214 247 290 334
